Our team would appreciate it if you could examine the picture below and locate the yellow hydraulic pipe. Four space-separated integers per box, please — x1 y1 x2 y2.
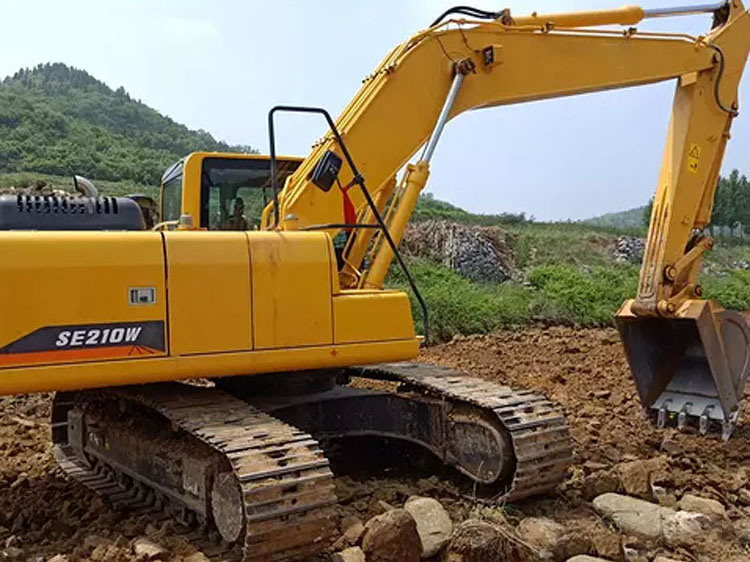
340 176 397 288
364 162 429 289
509 5 646 27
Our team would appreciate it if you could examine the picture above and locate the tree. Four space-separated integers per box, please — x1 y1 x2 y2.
642 197 654 228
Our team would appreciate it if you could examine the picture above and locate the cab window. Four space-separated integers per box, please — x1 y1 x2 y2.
200 157 300 230
160 161 183 223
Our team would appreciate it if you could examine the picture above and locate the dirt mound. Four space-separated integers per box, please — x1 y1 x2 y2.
403 220 516 282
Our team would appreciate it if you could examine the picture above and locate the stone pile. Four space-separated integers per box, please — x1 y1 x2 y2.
332 496 453 562
403 220 516 283
0 180 68 198
612 237 645 264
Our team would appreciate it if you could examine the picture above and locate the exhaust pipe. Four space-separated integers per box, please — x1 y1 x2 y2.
617 299 750 440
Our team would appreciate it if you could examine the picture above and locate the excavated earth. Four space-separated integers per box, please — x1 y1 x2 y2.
1 327 749 561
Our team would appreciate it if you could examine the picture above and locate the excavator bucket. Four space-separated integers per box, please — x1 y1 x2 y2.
616 300 750 440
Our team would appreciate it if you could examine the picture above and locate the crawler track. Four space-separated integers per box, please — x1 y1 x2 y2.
358 362 573 500
52 383 337 561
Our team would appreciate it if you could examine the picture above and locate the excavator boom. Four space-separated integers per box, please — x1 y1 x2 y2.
265 1 750 438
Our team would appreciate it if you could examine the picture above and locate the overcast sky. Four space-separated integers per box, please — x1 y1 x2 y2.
1 1 747 220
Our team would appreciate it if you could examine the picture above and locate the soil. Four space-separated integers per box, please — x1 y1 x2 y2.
1 327 749 561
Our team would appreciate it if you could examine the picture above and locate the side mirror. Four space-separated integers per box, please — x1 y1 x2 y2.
310 150 342 192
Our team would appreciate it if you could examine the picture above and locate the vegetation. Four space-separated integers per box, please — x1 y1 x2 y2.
710 170 750 239
0 63 254 185
415 192 528 225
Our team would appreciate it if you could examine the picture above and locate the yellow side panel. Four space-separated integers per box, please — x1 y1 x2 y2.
0 232 167 368
249 232 333 349
334 291 415 344
165 232 251 355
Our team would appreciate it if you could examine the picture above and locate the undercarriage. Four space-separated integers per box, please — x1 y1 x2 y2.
52 363 573 560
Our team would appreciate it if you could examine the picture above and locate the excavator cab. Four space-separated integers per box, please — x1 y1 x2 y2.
617 299 750 439
157 152 302 230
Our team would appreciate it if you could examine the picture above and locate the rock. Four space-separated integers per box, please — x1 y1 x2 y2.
662 511 711 548
677 493 726 520
738 488 750 506
582 471 620 501
183 554 211 562
615 460 651 500
372 500 395 515
593 493 675 540
612 237 645 264
590 528 620 560
659 437 681 455
3 537 17 549
443 519 513 562
48 556 68 562
132 537 168 560
331 546 366 562
341 515 365 545
566 556 611 562
9 513 24 534
362 509 421 562
404 496 452 558
734 518 750 547
84 535 107 550
516 517 565 559
2 547 23 560
653 557 684 562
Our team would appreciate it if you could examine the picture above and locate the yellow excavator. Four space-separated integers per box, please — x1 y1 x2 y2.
0 1 749 559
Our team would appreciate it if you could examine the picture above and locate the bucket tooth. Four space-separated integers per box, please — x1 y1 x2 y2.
677 404 691 430
657 405 668 428
617 300 750 438
721 420 734 441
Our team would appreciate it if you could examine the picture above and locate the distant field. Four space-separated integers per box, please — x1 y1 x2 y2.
392 203 750 341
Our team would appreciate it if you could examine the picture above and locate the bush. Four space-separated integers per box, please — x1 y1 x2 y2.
702 270 750 310
388 259 531 341
527 264 639 325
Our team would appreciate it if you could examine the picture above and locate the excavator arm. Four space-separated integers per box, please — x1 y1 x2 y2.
265 1 750 436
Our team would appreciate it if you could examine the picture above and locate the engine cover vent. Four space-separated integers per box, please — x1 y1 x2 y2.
0 195 146 231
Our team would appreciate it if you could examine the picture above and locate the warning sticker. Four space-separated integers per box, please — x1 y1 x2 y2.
687 143 701 174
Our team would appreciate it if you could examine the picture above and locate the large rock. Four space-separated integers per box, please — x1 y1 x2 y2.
614 458 666 500
582 471 621 501
677 494 726 520
332 546 366 562
443 519 513 562
404 496 452 558
593 493 675 540
662 511 712 548
517 517 565 559
362 509 421 562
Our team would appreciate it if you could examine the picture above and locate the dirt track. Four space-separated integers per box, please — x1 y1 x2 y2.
1 327 749 561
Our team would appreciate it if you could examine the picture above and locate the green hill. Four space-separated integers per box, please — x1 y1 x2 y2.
583 205 647 229
0 63 254 185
